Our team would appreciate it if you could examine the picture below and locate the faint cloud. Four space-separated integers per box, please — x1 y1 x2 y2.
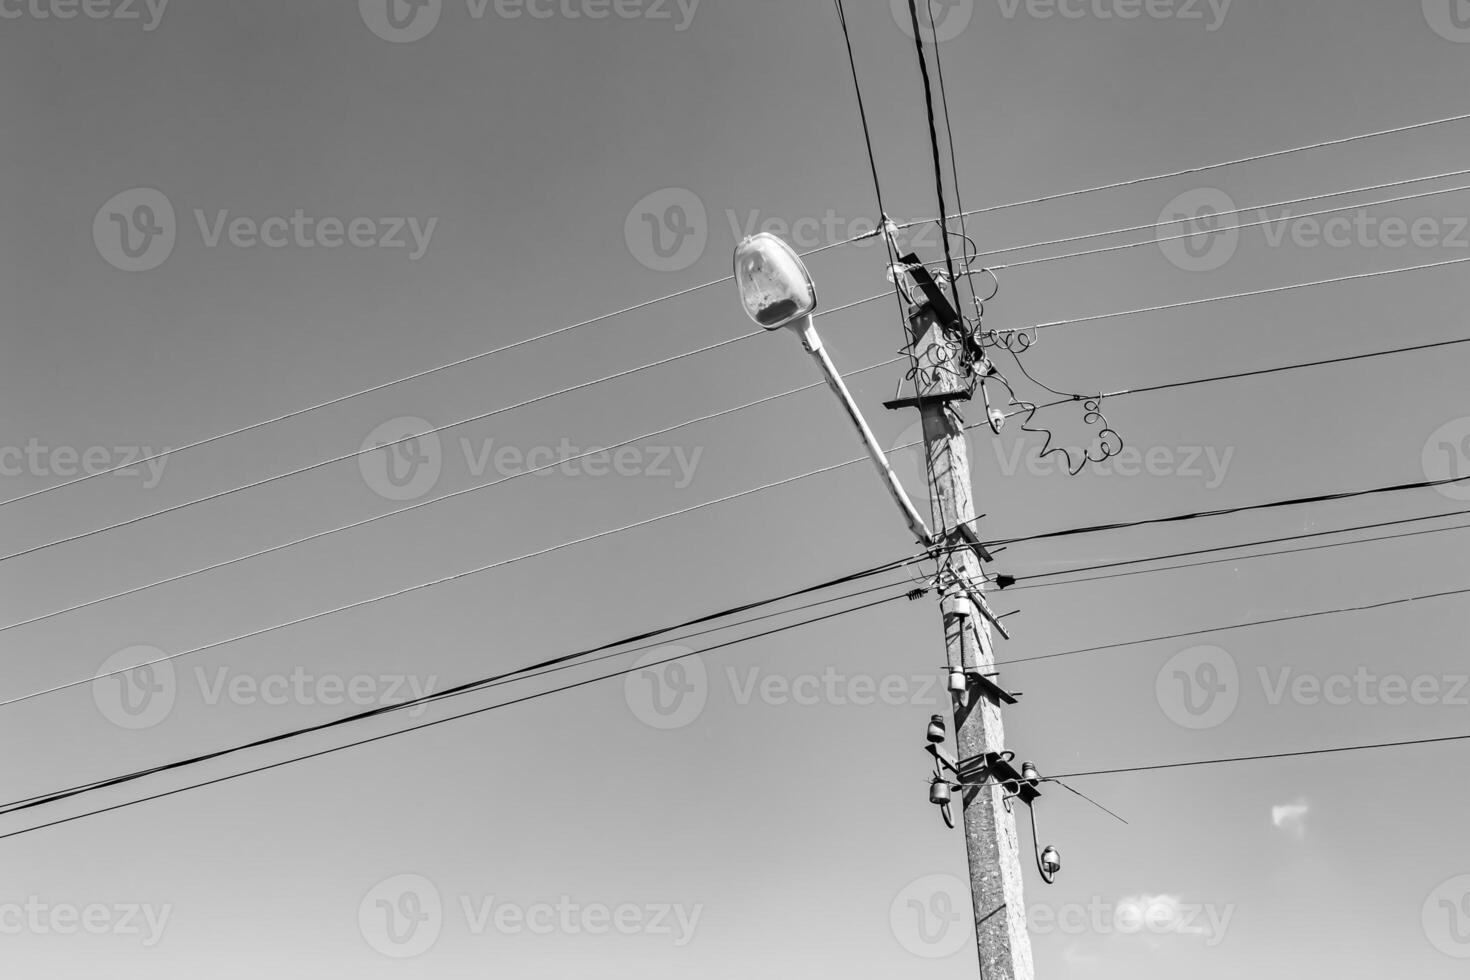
1061 942 1103 970
1272 799 1311 840
1114 894 1206 937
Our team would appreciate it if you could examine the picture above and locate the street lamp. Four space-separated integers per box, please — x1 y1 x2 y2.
734 233 933 546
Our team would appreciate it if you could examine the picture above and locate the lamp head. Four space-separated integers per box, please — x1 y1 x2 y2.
734 233 817 330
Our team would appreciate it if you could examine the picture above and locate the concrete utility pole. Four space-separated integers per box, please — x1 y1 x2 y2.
902 303 1035 979
730 231 1034 975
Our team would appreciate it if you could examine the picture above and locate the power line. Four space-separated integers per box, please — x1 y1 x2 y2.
833 0 891 237
1 243 871 511
899 110 1470 227
925 0 973 319
984 473 1470 549
0 289 887 566
904 0 960 310
992 179 1470 271
1000 583 1470 667
1003 334 1470 418
17 579 1469 835
5 453 894 709
1052 732 1470 780
17 334 1463 719
1006 254 1470 334
3 568 927 814
0 357 903 638
1008 509 1470 591
2 575 923 816
967 166 1470 261
27 113 1467 521
0 589 919 842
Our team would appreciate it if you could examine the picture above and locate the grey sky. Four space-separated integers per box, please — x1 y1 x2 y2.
2 0 1470 976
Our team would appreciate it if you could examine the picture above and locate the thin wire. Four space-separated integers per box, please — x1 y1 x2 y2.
0 358 904 637
905 0 960 311
0 332 753 563
898 110 1470 227
1049 779 1129 825
1053 732 1470 780
1007 254 1470 334
1001 584 1470 667
1002 334 1470 419
3 454 884 709
2 575 925 815
966 166 1470 260
2 289 892 566
993 180 1470 270
832 0 939 534
1010 513 1470 592
983 473 1470 549
927 0 973 318
0 240 869 511
0 593 916 842
833 0 890 234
